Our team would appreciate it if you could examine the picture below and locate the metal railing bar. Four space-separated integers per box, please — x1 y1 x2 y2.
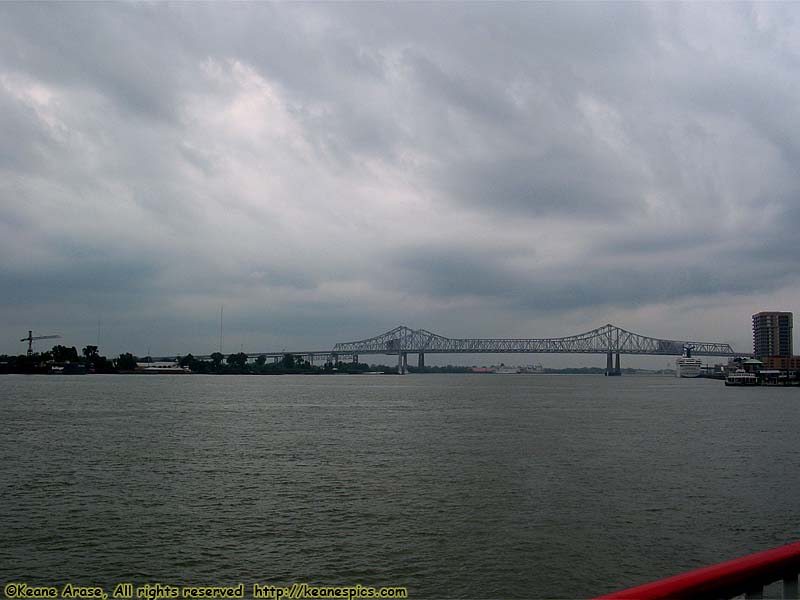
784 575 799 600
594 541 800 600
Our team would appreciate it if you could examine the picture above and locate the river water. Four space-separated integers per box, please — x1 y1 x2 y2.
1 374 798 598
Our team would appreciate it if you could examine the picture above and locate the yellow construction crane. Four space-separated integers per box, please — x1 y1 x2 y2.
20 330 61 356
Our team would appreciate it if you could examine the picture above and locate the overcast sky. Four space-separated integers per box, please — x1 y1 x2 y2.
1 2 798 364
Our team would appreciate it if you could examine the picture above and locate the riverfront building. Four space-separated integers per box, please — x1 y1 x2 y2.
752 311 793 359
761 356 800 371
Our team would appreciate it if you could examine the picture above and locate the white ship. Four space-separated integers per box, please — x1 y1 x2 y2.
676 357 702 378
135 361 192 374
676 345 702 378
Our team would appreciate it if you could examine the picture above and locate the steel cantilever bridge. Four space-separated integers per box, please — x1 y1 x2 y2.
329 323 738 374
188 323 739 375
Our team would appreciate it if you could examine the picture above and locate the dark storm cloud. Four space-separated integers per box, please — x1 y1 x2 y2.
0 259 158 305
389 237 800 314
1 2 799 354
435 149 647 218
394 246 523 302
600 233 713 256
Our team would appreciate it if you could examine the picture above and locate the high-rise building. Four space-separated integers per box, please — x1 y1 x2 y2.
752 311 793 358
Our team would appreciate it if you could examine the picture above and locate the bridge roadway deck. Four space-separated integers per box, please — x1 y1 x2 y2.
161 323 742 362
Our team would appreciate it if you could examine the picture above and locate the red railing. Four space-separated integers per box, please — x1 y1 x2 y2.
595 541 800 599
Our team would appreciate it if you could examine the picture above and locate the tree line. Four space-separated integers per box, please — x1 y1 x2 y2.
1 344 504 375
176 352 387 374
0 344 403 375
0 345 116 373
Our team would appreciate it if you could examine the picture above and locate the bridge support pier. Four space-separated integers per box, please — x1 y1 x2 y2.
615 352 621 376
397 353 406 375
606 352 621 376
418 352 425 368
353 354 358 364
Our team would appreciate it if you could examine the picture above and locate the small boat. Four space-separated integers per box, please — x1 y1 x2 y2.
725 369 758 386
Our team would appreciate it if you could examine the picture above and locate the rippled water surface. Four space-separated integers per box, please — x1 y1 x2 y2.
2 374 799 598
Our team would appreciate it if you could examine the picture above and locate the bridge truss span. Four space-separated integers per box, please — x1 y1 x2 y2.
331 323 738 357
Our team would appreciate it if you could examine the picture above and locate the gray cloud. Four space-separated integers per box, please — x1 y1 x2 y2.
1 2 799 358
388 239 798 316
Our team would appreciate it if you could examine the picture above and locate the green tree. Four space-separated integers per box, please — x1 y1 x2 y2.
210 352 224 368
226 352 248 369
51 345 79 363
92 355 114 373
255 355 267 367
281 353 295 369
82 345 99 361
115 353 138 371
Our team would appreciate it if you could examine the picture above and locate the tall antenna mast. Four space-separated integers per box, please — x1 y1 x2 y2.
219 304 224 353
